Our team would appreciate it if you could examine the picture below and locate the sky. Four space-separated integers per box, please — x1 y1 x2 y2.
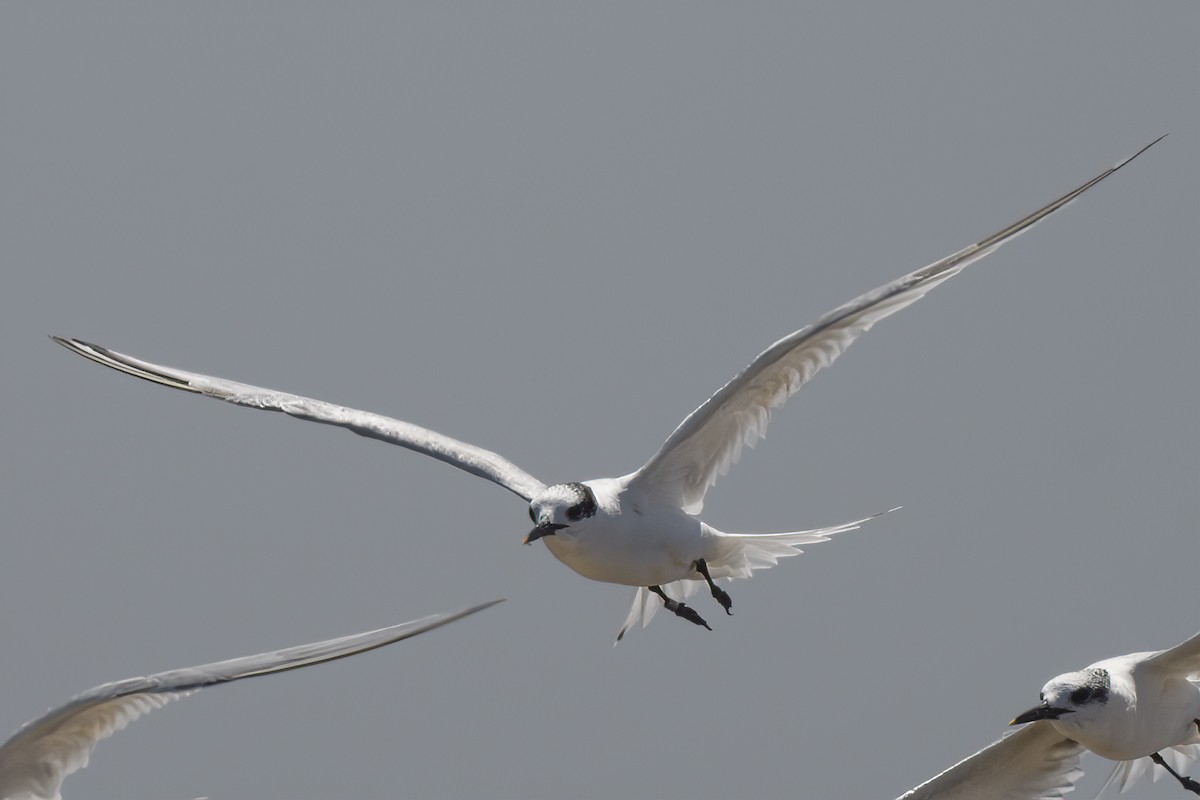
1 3 1197 798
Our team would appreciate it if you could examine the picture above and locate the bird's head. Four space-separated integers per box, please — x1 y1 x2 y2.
524 482 599 544
1010 667 1111 727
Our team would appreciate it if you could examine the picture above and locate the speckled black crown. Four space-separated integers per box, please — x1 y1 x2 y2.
1071 668 1111 706
564 482 598 521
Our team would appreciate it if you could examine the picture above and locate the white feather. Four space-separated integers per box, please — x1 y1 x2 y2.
0 602 500 799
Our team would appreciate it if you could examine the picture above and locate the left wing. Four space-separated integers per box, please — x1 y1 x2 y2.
898 722 1085 800
629 137 1164 514
0 600 501 800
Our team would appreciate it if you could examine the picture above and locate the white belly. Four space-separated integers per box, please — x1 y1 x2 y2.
541 508 708 587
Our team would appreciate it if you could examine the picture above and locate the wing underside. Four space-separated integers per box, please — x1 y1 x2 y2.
898 722 1085 800
52 337 546 502
630 138 1164 514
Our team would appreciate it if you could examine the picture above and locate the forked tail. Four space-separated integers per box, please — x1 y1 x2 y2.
614 508 896 643
705 507 897 580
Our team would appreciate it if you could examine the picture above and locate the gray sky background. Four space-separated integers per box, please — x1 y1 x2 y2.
1 4 1196 798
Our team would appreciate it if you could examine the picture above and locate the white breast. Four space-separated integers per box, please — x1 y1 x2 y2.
541 482 708 587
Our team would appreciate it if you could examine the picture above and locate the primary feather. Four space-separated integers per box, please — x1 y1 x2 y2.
0 600 501 799
898 722 1085 800
49 337 546 502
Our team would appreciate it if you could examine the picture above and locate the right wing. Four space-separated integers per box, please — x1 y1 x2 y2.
0 600 502 800
52 337 547 502
1145 630 1200 679
898 721 1085 800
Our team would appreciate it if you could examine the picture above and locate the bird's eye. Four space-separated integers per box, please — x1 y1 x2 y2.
1070 688 1090 704
529 506 537 523
564 489 597 521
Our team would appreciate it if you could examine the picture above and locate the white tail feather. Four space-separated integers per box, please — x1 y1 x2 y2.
1096 745 1200 797
615 581 701 645
706 508 895 579
614 510 894 643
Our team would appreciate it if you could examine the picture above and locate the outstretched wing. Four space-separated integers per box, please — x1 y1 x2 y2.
1145 630 1200 679
0 600 502 800
52 337 546 502
629 137 1165 514
898 722 1085 800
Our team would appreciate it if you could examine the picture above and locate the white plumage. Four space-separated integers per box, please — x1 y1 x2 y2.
899 722 1086 800
53 139 1162 642
898 627 1200 799
0 601 500 799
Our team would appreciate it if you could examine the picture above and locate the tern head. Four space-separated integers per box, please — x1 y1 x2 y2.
525 482 599 544
1011 667 1111 726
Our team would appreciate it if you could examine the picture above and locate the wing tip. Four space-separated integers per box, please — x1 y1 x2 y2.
1116 134 1167 171
51 335 205 394
50 334 82 352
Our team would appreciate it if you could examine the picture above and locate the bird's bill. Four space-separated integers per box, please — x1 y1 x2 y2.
1010 702 1072 725
524 523 567 544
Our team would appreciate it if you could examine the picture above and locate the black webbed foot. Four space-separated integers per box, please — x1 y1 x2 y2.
693 558 733 615
649 585 712 631
666 599 712 630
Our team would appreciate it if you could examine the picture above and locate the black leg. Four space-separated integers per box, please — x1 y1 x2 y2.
693 558 733 615
1151 752 1200 794
648 585 712 631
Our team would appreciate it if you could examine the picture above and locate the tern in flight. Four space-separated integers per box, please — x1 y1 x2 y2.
54 138 1162 642
898 627 1200 799
0 600 500 799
